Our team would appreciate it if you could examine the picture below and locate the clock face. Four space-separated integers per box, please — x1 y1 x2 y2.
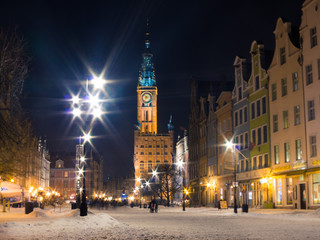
142 92 152 103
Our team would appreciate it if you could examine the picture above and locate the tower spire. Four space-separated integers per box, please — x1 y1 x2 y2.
138 19 156 87
145 18 150 49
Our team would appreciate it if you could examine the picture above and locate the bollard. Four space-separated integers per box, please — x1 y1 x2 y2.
8 201 10 212
2 200 6 212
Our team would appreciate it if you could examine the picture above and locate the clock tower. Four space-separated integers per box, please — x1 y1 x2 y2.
137 21 157 134
133 21 174 191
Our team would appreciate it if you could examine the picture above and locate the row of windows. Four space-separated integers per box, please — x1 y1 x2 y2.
139 152 169 155
271 73 299 101
251 125 268 145
272 106 301 132
138 144 169 148
139 161 168 172
234 132 249 150
236 154 269 173
251 96 267 120
234 106 248 127
274 139 302 164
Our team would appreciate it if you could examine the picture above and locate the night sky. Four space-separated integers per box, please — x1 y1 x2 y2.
0 0 304 180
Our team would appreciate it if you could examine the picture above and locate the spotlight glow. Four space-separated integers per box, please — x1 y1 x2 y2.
91 77 105 89
72 95 80 105
82 132 91 143
92 107 102 118
72 107 81 117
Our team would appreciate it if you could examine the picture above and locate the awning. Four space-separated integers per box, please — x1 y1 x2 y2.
0 181 23 198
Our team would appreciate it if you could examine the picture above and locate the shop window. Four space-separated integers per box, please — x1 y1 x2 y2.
276 178 283 205
313 173 320 204
286 178 293 205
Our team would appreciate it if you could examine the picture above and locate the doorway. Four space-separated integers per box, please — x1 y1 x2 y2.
300 184 306 209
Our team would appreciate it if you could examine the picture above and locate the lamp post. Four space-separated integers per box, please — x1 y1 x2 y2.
70 75 106 217
226 140 237 214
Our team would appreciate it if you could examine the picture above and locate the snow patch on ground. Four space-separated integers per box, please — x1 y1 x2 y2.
0 208 118 240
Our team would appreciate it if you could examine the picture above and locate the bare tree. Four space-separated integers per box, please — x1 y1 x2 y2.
149 164 181 206
0 27 33 180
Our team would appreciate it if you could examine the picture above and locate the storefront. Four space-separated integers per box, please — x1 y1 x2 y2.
308 170 320 208
0 181 24 203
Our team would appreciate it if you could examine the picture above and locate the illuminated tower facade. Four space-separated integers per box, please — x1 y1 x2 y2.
137 24 158 134
134 22 174 188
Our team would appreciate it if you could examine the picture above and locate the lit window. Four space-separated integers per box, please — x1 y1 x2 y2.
296 139 302 160
284 142 290 163
64 171 68 178
274 145 280 164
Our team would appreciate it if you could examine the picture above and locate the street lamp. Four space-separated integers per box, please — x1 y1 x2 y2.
69 75 106 217
226 139 237 214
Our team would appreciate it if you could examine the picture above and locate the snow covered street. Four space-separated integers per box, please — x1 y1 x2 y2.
1 206 320 239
